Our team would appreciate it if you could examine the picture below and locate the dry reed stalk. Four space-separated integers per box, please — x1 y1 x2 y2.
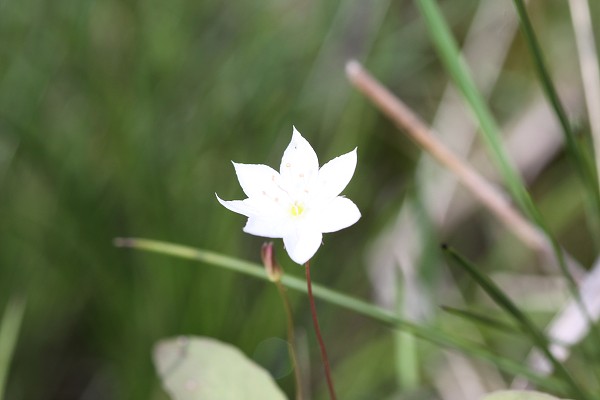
346 61 548 252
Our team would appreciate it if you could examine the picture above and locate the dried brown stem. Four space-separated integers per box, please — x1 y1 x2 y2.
346 61 544 249
346 60 584 277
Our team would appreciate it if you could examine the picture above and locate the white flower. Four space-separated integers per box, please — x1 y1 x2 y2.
217 127 361 265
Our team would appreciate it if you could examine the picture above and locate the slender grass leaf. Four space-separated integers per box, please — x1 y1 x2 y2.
0 296 26 400
441 305 522 336
414 0 600 371
511 0 600 242
117 237 569 394
442 245 590 400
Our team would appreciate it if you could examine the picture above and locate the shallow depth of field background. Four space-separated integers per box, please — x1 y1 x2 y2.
1 1 599 399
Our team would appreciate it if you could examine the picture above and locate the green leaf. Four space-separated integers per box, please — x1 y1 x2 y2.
153 336 287 400
0 296 26 400
442 245 589 400
482 390 571 400
511 0 600 242
440 305 522 335
413 0 534 218
119 238 569 395
413 0 599 355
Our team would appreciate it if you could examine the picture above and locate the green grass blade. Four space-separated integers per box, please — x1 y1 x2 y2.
0 296 26 400
441 306 572 348
116 237 568 395
442 245 590 400
395 270 419 390
414 0 600 359
511 0 600 243
441 306 523 337
413 0 534 218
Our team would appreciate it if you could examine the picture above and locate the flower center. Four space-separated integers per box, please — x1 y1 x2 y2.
290 201 304 217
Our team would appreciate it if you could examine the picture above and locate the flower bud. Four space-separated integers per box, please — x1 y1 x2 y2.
261 242 283 282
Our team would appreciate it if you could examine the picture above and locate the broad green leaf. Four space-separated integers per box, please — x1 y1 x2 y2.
153 336 287 400
482 390 570 400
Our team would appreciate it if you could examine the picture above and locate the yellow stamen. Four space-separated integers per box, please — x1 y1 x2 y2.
290 202 304 217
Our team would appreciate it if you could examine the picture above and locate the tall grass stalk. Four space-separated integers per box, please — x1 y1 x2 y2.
0 297 26 400
568 0 600 187
395 268 419 391
512 0 600 245
413 0 600 353
443 245 590 400
116 237 570 395
413 0 536 218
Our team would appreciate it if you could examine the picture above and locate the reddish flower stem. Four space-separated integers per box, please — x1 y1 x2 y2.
305 260 337 400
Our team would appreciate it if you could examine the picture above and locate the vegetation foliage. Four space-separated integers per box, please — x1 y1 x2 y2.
1 0 599 399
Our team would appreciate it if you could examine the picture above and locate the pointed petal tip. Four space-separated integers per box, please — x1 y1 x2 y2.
215 192 226 204
317 147 358 198
290 256 308 265
292 125 302 139
215 193 229 209
287 248 312 265
316 197 361 233
280 125 319 176
283 230 322 265
232 161 251 170
347 147 358 160
215 193 239 209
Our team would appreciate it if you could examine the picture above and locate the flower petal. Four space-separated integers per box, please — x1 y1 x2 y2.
313 197 360 233
283 225 323 264
216 194 257 217
243 216 292 238
232 162 287 201
216 194 283 217
217 194 292 238
279 127 319 194
317 148 357 200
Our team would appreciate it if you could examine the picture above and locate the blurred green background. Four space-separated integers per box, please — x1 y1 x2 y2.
1 0 599 399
